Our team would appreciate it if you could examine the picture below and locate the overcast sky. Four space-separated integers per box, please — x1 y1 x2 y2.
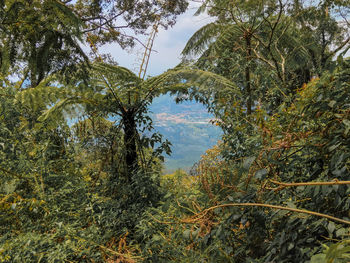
100 2 212 76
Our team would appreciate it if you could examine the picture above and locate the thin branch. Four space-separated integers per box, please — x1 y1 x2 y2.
192 203 350 226
98 72 127 116
325 36 350 61
251 42 276 69
81 11 125 23
267 0 284 50
66 233 142 261
0 166 23 179
82 23 131 33
270 179 350 188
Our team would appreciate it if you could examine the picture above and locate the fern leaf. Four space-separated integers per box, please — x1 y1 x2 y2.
182 22 223 57
145 67 240 104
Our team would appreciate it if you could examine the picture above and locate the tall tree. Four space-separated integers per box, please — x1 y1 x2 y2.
74 0 189 47
0 0 189 87
182 0 349 113
0 0 88 87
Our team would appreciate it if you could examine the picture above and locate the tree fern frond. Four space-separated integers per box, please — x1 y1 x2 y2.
213 24 244 53
59 32 89 62
195 44 217 68
182 22 223 57
15 86 58 109
145 67 240 104
38 97 85 123
91 62 141 86
48 0 83 35
194 0 209 16
3 0 24 14
13 73 63 106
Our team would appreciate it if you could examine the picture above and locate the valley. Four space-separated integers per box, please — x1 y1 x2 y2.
149 94 222 172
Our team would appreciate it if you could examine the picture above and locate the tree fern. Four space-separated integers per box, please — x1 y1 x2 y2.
18 60 239 178
180 0 329 113
182 22 224 57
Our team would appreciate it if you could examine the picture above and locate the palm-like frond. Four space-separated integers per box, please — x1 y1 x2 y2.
18 59 240 129
23 62 141 123
145 66 240 104
213 24 245 54
90 62 141 93
194 0 210 16
182 22 223 57
91 63 140 84
47 0 83 36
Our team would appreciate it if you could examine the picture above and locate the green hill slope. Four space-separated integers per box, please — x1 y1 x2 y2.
150 94 222 172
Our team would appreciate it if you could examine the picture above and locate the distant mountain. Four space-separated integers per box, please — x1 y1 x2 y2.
149 94 222 173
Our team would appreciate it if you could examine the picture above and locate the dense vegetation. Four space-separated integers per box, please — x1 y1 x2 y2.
0 0 349 262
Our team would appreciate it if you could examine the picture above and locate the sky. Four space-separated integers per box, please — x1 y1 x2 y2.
100 2 213 76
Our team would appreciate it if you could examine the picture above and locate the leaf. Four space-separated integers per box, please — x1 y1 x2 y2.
3 180 17 194
342 119 350 127
343 119 350 135
328 100 336 108
335 228 346 237
328 222 335 233
152 235 162 242
243 156 256 170
329 143 341 152
183 229 191 240
332 166 347 176
255 168 267 180
310 254 326 263
285 201 296 209
288 243 294 251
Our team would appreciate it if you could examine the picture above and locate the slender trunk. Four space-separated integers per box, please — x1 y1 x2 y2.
245 66 251 115
246 36 252 115
122 109 138 179
30 41 38 89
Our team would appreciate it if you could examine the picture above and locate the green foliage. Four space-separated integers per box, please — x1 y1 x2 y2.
0 1 350 262
182 0 350 113
311 239 350 263
0 73 163 262
0 0 189 86
0 0 88 86
0 76 98 262
75 0 188 47
134 60 350 262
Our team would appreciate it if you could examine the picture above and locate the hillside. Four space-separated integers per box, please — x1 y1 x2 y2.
149 94 222 172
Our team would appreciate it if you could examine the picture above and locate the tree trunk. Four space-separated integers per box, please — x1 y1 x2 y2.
122 109 138 179
245 36 252 115
245 66 251 115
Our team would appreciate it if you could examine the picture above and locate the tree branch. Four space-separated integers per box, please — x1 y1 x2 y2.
191 203 350 226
